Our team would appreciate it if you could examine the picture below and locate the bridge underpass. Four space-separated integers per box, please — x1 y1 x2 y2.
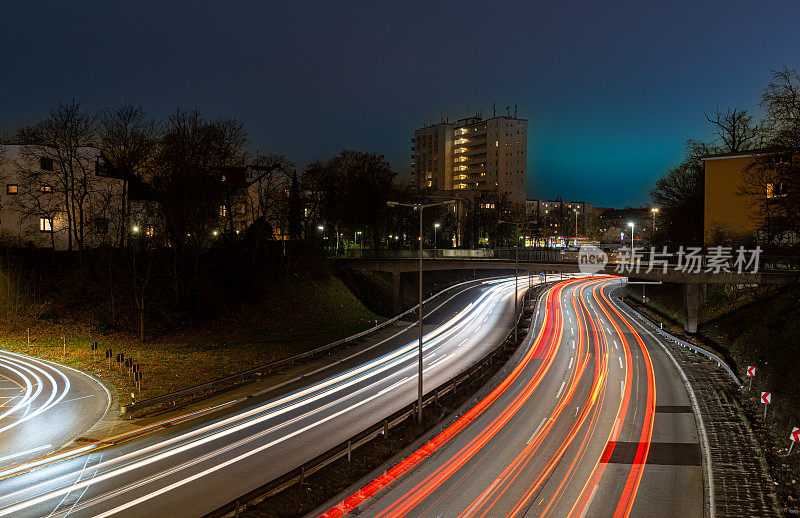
336 258 798 333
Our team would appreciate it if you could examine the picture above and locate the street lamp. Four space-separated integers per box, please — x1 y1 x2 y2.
387 199 456 423
573 209 579 247
628 222 635 248
317 224 324 231
650 207 659 238
499 219 531 343
433 223 441 255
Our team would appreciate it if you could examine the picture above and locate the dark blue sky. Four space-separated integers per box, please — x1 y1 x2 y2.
2 1 799 207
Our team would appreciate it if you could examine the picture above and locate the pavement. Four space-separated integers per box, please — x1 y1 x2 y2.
315 277 705 517
0 274 550 517
0 350 111 469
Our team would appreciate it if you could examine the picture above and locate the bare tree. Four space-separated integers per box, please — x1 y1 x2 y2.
705 107 762 152
14 101 100 259
97 103 158 247
760 66 800 148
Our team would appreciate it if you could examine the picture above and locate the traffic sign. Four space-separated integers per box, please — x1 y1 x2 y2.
761 392 772 404
791 427 799 443
746 366 756 377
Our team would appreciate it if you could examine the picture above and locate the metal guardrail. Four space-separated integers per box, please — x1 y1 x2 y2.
615 292 742 386
204 282 548 518
120 275 510 415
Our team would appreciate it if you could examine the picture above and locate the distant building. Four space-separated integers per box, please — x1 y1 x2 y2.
412 108 527 206
526 199 594 236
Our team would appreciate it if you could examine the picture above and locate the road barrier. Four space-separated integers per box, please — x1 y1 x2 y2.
120 275 514 415
203 282 549 518
616 292 742 386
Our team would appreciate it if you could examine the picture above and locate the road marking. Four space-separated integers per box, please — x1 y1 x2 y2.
579 484 600 518
618 357 623 369
572 340 576 350
456 337 469 348
60 395 94 404
556 381 566 399
527 418 547 444
620 380 624 398
571 327 575 335
0 444 52 463
569 357 574 369
614 340 619 350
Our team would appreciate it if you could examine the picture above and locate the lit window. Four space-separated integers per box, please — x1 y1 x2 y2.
219 205 227 217
40 184 53 193
39 217 52 232
766 182 787 198
6 184 18 195
145 226 154 237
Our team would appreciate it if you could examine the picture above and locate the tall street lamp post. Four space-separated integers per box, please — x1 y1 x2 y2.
628 222 635 248
387 199 456 423
650 207 659 241
499 219 530 343
573 209 579 247
434 223 440 256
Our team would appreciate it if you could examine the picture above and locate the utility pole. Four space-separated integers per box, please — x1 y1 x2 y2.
387 199 456 423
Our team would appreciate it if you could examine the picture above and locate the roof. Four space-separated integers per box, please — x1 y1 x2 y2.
700 146 795 161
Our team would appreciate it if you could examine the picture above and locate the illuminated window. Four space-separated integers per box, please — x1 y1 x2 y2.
219 205 227 217
766 182 787 198
39 217 52 232
145 225 154 237
6 184 18 195
40 184 53 193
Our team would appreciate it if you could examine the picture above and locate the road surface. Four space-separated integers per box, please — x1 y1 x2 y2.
0 275 550 517
0 350 110 469
318 277 705 518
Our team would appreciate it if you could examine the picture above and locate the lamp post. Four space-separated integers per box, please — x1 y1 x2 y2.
650 207 659 240
499 219 530 343
628 222 635 248
573 209 579 247
433 223 440 256
387 199 456 423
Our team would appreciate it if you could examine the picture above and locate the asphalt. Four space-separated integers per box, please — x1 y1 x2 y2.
0 350 111 469
0 274 552 518
315 277 704 518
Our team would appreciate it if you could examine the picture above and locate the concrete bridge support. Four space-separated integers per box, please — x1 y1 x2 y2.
392 271 404 315
682 283 701 334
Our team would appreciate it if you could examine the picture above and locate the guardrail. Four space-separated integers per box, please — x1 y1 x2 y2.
204 281 548 518
615 290 741 386
120 275 511 415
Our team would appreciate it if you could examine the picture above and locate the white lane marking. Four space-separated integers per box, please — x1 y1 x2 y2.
60 395 94 405
465 479 501 516
614 340 619 350
568 357 574 370
618 357 623 369
556 381 566 399
527 418 548 444
427 354 451 369
572 340 575 350
571 327 575 335
612 417 621 441
482 316 489 323
580 484 600 518
456 337 469 348
620 380 624 398
569 317 572 324
0 444 52 463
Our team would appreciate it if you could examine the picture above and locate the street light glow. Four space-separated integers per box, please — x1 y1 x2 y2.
132 226 140 233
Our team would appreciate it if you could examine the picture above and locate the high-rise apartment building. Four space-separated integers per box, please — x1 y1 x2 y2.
411 109 527 205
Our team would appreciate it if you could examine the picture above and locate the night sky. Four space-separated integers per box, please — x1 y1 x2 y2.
2 1 799 207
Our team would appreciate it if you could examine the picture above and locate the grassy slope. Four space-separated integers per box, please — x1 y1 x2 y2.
0 271 381 404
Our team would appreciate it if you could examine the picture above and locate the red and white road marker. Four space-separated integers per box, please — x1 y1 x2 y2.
761 391 772 419
746 366 756 391
788 427 799 456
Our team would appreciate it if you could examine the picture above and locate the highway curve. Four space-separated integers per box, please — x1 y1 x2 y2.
0 350 110 469
318 277 705 518
0 275 550 517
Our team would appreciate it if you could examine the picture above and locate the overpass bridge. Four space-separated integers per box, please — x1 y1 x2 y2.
336 256 798 333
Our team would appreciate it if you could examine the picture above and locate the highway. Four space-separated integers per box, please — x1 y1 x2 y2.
0 275 546 517
0 350 110 469
318 277 705 518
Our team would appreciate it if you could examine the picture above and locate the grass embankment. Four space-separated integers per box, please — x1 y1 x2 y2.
0 271 381 407
625 282 800 509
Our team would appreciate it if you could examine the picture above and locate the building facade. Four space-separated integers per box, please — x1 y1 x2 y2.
0 144 126 250
412 110 527 206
